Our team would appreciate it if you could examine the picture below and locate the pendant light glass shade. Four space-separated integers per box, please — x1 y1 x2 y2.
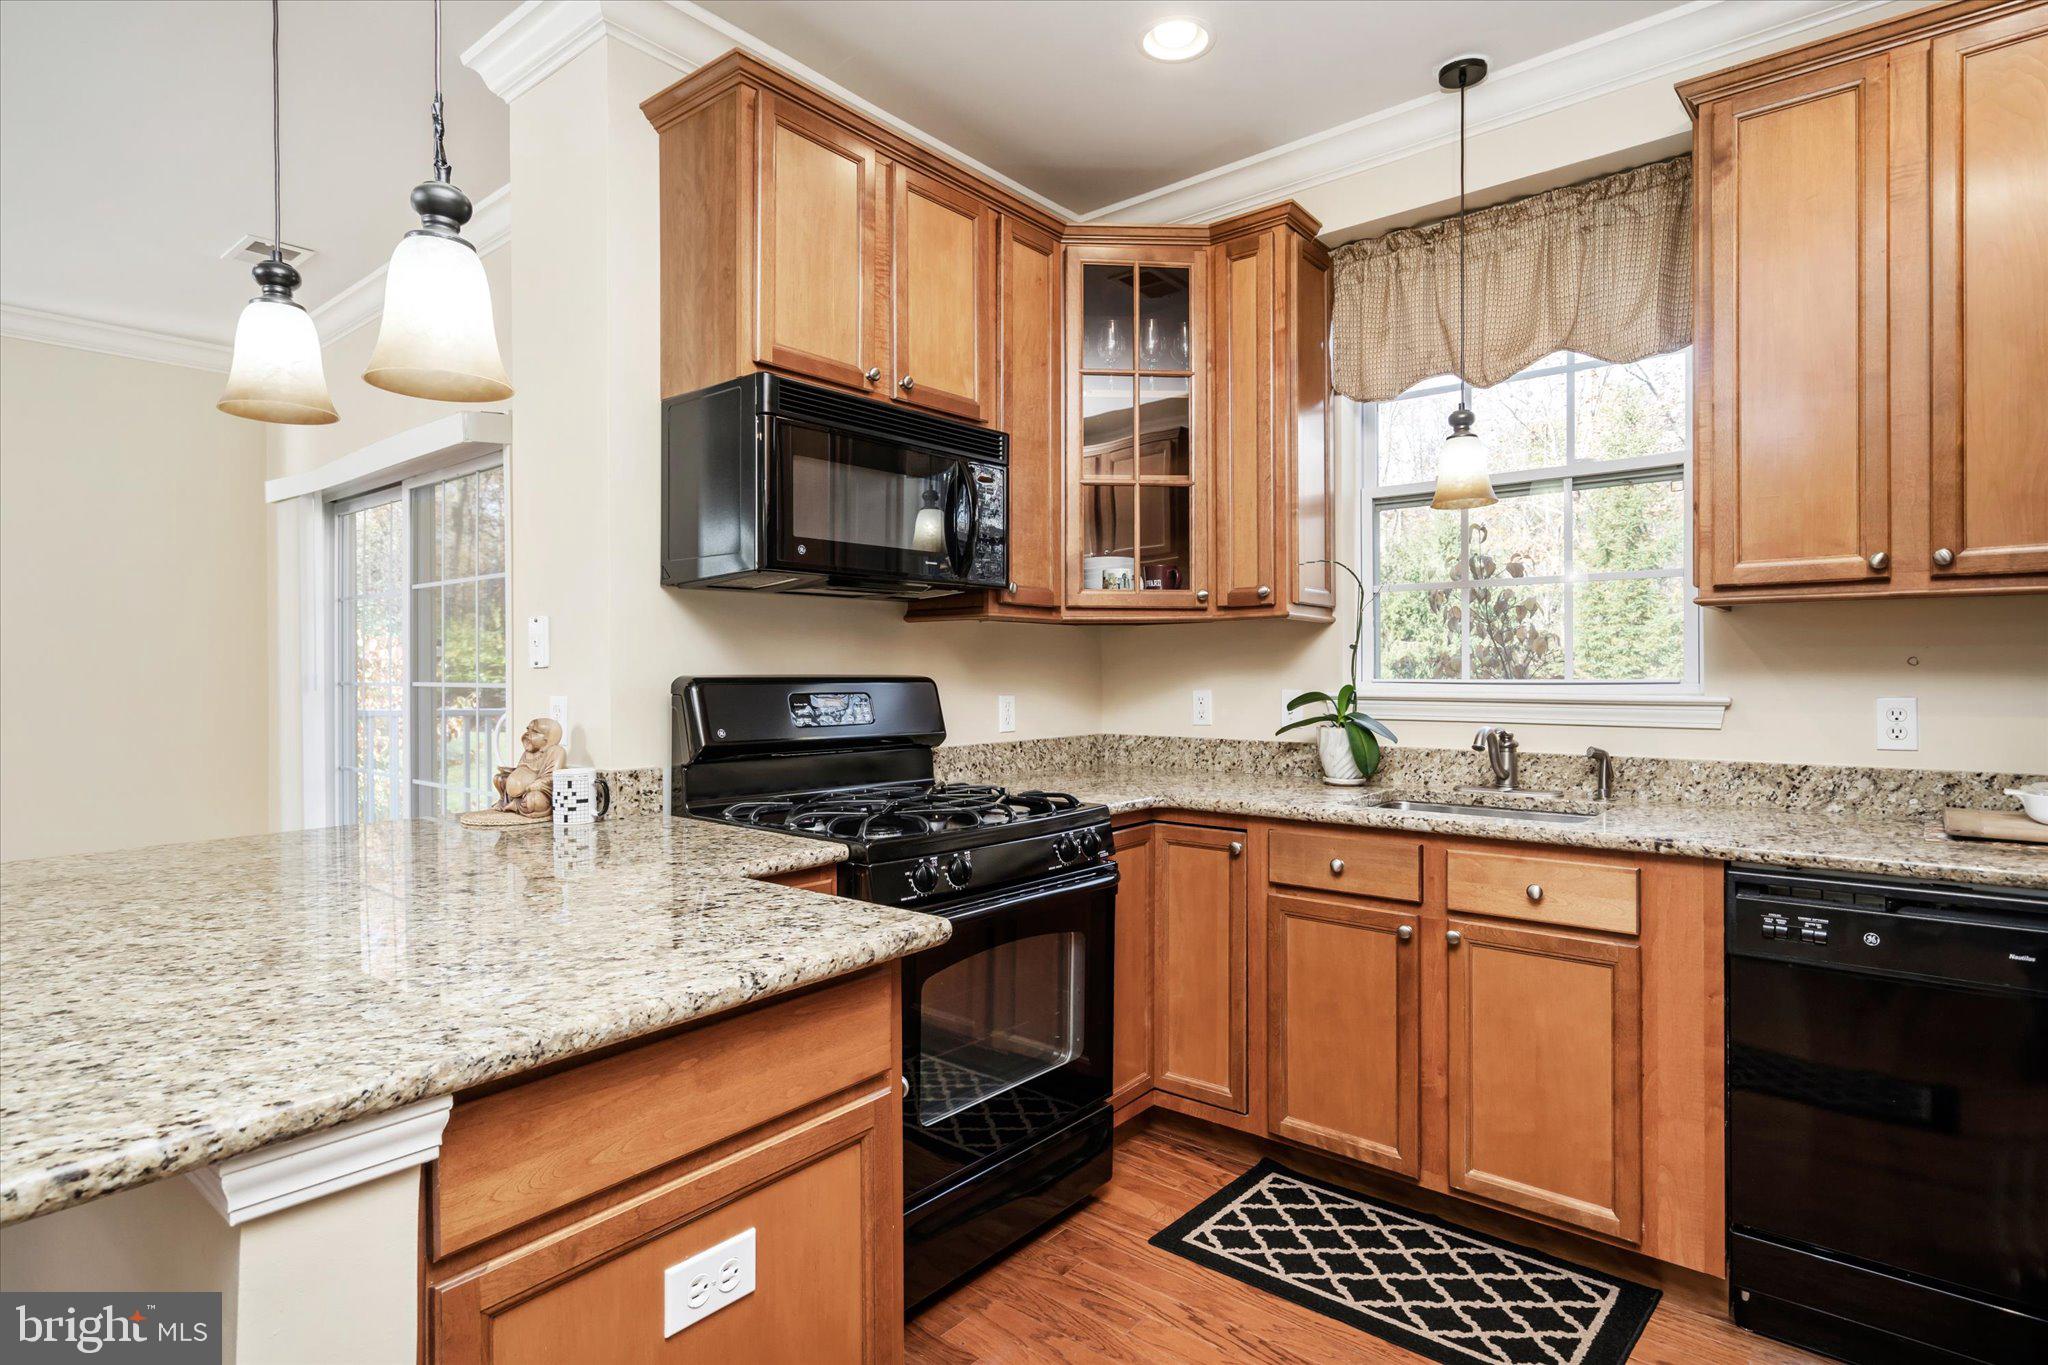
365 0 512 404
219 0 336 426
220 293 338 424
1432 425 1494 510
363 228 511 402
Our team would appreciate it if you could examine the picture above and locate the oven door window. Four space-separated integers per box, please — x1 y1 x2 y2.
770 420 963 581
916 930 1083 1131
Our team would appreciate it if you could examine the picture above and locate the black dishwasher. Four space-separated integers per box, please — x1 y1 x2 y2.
1726 865 2048 1364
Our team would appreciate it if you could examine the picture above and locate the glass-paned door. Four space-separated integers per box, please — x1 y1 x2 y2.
409 463 509 818
332 458 508 826
1071 249 1204 608
335 492 406 824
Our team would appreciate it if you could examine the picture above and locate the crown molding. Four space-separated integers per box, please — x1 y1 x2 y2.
311 183 512 346
185 1096 451 1227
462 1 1074 218
1076 0 1904 225
0 304 232 373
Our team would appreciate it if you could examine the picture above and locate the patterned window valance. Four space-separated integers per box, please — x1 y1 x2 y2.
1330 156 1693 404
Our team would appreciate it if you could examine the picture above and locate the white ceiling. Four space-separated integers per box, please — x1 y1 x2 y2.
696 0 1684 218
0 0 516 349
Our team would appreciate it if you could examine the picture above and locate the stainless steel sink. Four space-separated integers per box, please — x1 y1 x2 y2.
1367 799 1596 826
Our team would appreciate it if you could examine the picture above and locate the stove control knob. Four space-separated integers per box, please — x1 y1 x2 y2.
909 859 939 896
946 852 973 887
1051 833 1075 866
1078 828 1102 856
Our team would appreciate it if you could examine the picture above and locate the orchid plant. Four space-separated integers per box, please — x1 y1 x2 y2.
1274 559 1398 778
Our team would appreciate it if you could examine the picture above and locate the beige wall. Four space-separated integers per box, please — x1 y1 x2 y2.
504 41 1102 773
1 338 270 859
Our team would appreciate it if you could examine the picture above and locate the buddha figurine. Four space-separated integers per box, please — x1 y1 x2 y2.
494 717 567 816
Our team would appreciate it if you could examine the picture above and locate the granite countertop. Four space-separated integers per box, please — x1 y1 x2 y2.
1005 765 2048 890
0 817 948 1226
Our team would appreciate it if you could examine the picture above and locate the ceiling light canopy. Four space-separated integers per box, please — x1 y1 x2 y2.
1142 17 1211 63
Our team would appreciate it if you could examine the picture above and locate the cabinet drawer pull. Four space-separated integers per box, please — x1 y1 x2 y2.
1196 589 1210 604
1867 550 1889 571
1006 581 1017 594
899 375 916 391
1396 924 1413 943
1446 929 1463 947
900 1075 910 1100
864 366 881 383
1257 585 1272 599
1933 547 1954 567
1329 858 1345 875
1526 883 1544 903
1228 840 1243 858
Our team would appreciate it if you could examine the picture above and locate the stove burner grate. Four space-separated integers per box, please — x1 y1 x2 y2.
719 782 1081 842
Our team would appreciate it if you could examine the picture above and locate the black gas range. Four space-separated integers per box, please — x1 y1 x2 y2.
671 676 1116 1311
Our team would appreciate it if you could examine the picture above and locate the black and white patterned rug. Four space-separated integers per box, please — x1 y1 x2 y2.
1150 1160 1659 1365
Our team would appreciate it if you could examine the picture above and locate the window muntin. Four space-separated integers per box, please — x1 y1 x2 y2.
1366 350 1694 689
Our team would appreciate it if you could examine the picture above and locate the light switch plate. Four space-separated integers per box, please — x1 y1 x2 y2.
997 694 1017 734
1876 697 1917 751
526 615 550 669
664 1226 756 1337
1191 689 1213 726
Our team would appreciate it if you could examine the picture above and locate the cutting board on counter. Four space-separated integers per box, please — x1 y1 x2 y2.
1942 808 2048 845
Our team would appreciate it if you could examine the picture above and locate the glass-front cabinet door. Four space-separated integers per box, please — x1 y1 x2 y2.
1065 245 1207 611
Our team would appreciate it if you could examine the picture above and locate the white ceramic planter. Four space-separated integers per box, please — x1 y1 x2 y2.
1317 725 1370 786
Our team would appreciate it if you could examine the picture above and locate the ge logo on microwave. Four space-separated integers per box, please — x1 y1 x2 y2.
1862 931 1881 947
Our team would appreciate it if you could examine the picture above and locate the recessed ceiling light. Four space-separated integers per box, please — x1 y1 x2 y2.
1142 16 1211 63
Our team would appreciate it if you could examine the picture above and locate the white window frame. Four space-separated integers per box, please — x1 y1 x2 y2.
1357 350 1728 730
325 454 509 826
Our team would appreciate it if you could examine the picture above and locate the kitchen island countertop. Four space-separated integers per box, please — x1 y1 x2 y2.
0 817 947 1226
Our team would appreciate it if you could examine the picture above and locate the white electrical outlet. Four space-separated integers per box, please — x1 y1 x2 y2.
526 615 550 668
1191 689 1214 726
664 1227 756 1337
1876 696 1918 751
549 695 570 734
997 694 1017 734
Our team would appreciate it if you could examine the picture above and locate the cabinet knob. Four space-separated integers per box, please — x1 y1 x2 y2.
900 1075 910 1100
1396 924 1413 943
1006 581 1018 594
1446 929 1463 947
1195 589 1210 604
1867 551 1889 571
1329 858 1345 875
864 366 881 384
899 375 916 392
1257 585 1272 599
1933 547 1955 568
1526 883 1544 903
1228 840 1244 858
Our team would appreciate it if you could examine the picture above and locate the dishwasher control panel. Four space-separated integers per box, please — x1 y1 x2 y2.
1757 911 1830 945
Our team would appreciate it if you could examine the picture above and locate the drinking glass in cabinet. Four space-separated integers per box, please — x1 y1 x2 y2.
1082 265 1135 370
1138 268 1191 371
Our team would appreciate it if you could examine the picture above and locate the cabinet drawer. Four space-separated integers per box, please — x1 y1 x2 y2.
1267 828 1422 903
1445 848 1639 935
432 970 894 1258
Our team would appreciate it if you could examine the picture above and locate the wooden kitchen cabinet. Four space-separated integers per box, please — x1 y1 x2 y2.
1267 893 1420 1177
1110 823 1156 1112
1209 206 1336 618
890 164 997 422
1445 917 1643 1243
1683 0 2048 603
1152 823 1248 1113
1926 5 2048 579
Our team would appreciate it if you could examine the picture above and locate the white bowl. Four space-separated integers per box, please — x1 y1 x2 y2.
2006 784 2048 824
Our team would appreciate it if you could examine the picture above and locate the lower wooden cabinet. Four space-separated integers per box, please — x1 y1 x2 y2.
1445 917 1643 1243
1152 824 1249 1113
1110 824 1156 1111
1267 894 1420 1176
428 1092 898 1364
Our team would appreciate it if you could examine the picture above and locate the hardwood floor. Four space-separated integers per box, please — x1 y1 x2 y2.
908 1114 1826 1364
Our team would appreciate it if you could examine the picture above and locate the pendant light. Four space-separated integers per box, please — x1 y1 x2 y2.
1432 56 1494 511
363 0 513 403
218 0 337 426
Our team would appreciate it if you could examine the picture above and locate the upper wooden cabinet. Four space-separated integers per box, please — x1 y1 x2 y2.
1682 0 2048 603
649 53 1337 625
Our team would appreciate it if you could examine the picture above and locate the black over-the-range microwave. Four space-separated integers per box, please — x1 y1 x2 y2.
660 373 1009 599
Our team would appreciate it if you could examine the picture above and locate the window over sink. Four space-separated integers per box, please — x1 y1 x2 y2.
1360 349 1722 726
